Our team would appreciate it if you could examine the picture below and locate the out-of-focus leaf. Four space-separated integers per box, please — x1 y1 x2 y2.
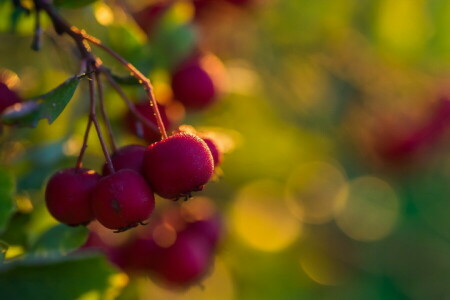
0 241 8 262
54 0 98 9
110 73 140 85
31 224 88 255
0 213 31 247
0 169 15 233
153 22 197 69
0 253 116 300
0 76 80 127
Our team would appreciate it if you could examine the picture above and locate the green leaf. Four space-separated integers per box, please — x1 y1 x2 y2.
0 241 8 262
1 76 80 127
110 73 141 85
31 224 88 256
0 253 117 300
0 169 15 233
54 0 98 9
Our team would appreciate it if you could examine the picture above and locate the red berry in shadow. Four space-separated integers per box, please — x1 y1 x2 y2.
102 145 146 176
201 137 222 166
126 230 212 288
132 1 170 36
143 133 214 199
126 102 171 143
171 57 220 110
45 168 100 226
0 82 21 113
92 169 155 232
185 213 223 251
377 97 450 164
152 231 212 287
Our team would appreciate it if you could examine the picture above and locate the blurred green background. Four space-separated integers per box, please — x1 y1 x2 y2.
2 0 450 299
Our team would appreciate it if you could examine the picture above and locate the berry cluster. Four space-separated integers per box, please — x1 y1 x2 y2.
79 198 223 288
46 131 223 232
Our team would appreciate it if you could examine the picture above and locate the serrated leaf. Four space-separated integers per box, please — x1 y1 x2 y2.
0 253 116 300
0 169 15 233
32 224 88 255
54 0 98 9
1 76 80 127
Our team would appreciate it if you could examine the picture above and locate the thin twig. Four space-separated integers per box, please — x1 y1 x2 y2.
79 32 168 139
75 117 92 169
101 69 160 136
87 64 115 174
95 68 117 152
31 7 41 51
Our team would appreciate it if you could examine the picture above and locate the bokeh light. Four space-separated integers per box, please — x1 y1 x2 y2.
231 180 301 252
335 176 400 242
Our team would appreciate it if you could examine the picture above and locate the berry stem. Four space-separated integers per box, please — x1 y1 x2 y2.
87 64 115 174
101 69 160 136
80 33 168 140
75 116 92 170
95 68 117 152
31 7 42 51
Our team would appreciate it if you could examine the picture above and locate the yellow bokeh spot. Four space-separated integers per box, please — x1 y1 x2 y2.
5 245 24 259
376 0 431 54
15 194 33 213
285 161 347 224
94 2 114 26
76 290 100 300
335 176 400 242
231 180 301 252
300 249 351 286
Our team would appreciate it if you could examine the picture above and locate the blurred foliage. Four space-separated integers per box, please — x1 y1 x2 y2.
1 0 450 299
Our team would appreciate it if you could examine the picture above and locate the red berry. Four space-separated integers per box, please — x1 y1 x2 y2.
45 168 100 226
201 137 222 166
126 102 170 143
143 133 214 199
185 214 223 250
152 231 212 287
126 230 212 287
171 56 221 110
132 2 169 35
102 144 146 176
0 82 21 113
92 169 155 231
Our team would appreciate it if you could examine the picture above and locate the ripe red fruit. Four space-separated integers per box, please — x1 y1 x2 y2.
45 168 100 226
201 137 222 166
185 214 223 250
0 82 21 113
92 169 155 231
132 2 169 36
171 56 221 110
126 231 212 288
152 231 212 287
102 144 146 176
143 133 214 199
126 102 171 143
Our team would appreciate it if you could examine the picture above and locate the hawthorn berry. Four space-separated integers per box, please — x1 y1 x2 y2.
92 169 155 232
143 132 214 199
201 137 223 166
171 56 222 110
102 144 146 176
126 230 212 288
185 214 223 250
126 102 171 143
0 82 21 113
45 168 100 226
